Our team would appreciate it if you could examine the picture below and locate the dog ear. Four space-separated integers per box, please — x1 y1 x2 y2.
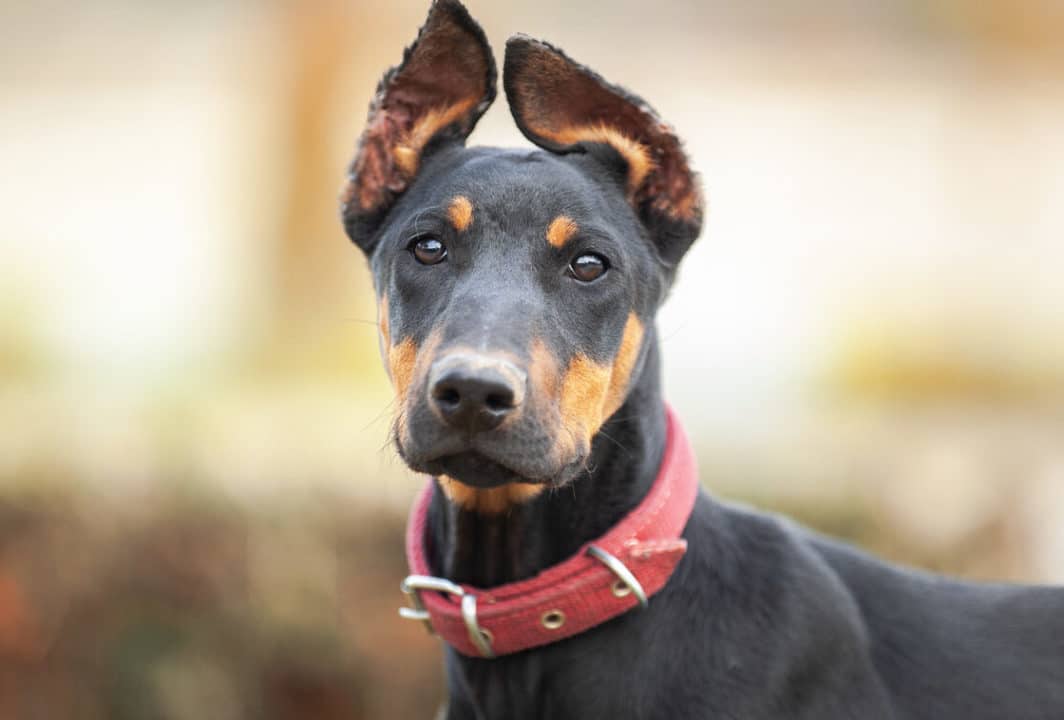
341 0 496 253
504 36 703 267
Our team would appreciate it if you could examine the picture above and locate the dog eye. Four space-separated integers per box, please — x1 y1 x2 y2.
409 236 448 265
568 253 608 282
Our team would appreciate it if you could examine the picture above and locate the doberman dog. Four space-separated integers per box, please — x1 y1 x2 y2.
341 2 1064 718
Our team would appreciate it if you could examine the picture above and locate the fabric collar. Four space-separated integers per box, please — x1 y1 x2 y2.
402 405 699 658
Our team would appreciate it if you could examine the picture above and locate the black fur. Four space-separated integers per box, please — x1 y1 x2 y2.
342 3 1064 717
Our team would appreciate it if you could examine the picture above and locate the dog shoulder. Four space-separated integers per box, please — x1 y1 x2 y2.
775 511 1064 717
664 496 896 716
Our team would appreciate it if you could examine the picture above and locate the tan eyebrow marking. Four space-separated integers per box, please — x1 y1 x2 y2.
546 215 579 248
447 195 474 232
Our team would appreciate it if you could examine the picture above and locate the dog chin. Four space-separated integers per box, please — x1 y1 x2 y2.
420 451 542 488
396 435 588 488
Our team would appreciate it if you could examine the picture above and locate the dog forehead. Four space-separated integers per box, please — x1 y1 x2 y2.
416 146 616 222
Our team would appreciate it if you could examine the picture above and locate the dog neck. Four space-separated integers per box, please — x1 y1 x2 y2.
426 331 668 588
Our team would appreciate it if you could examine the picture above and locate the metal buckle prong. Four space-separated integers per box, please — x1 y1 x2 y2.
400 574 495 658
461 594 495 658
587 544 649 609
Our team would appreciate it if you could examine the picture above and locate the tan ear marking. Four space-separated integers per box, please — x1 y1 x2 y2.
503 36 703 236
546 215 579 248
448 195 475 232
546 125 654 196
392 98 480 179
438 475 545 514
391 147 419 180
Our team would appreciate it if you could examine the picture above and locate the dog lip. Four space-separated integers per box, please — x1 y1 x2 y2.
397 432 587 487
422 451 546 488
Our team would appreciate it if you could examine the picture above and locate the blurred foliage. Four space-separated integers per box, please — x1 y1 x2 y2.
830 316 1064 405
0 297 51 385
0 482 441 719
0 475 1050 718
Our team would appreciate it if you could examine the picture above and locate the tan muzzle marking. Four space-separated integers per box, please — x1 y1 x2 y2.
438 475 545 514
559 312 645 443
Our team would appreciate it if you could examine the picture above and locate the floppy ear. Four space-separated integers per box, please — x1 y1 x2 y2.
341 0 496 253
504 36 703 267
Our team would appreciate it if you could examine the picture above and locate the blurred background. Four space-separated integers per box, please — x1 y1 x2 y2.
2 0 1063 717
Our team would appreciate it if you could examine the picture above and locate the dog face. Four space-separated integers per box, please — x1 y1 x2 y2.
342 0 702 503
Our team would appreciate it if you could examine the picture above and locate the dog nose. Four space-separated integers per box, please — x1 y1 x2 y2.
428 354 526 433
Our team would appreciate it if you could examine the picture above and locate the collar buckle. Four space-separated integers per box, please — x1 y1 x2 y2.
399 574 495 658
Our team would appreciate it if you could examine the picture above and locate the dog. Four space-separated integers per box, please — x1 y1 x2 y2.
340 2 1064 717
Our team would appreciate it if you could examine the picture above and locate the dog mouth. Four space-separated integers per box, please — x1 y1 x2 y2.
420 451 537 488
394 417 590 489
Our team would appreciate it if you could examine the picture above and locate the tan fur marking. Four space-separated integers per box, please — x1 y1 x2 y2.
393 98 479 178
655 183 703 223
546 216 579 248
385 332 416 446
602 314 644 419
528 338 575 462
559 355 611 440
388 337 417 401
448 196 474 232
378 294 390 358
392 147 418 179
559 312 645 443
438 475 544 514
391 329 443 448
544 125 654 195
528 338 561 398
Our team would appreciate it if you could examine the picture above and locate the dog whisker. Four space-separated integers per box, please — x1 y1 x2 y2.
595 429 632 459
339 317 381 327
361 397 399 433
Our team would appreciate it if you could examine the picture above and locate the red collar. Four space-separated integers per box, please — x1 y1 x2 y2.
401 405 699 658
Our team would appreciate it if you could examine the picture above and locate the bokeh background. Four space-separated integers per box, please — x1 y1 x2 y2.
2 0 1063 717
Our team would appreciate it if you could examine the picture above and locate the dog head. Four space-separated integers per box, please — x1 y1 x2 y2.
341 0 702 507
